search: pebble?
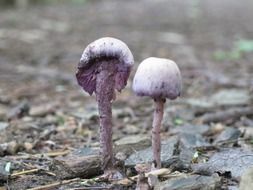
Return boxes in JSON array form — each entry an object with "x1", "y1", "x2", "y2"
[
  {"x1": 214, "y1": 127, "x2": 241, "y2": 144},
  {"x1": 115, "y1": 134, "x2": 151, "y2": 156},
  {"x1": 29, "y1": 103, "x2": 56, "y2": 117},
  {"x1": 239, "y1": 167, "x2": 253, "y2": 190},
  {"x1": 157, "y1": 174, "x2": 220, "y2": 190},
  {"x1": 193, "y1": 149, "x2": 253, "y2": 178},
  {"x1": 0, "y1": 122, "x2": 8, "y2": 131}
]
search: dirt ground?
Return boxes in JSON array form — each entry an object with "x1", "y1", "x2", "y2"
[{"x1": 0, "y1": 0, "x2": 253, "y2": 189}]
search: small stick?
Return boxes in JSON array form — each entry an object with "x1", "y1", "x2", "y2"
[
  {"x1": 11, "y1": 150, "x2": 70, "y2": 159},
  {"x1": 26, "y1": 178, "x2": 80, "y2": 190},
  {"x1": 11, "y1": 169, "x2": 39, "y2": 177},
  {"x1": 116, "y1": 168, "x2": 171, "y2": 185},
  {"x1": 41, "y1": 150, "x2": 70, "y2": 157},
  {"x1": 11, "y1": 168, "x2": 56, "y2": 177}
]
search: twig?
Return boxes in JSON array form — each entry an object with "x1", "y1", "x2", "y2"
[
  {"x1": 44, "y1": 171, "x2": 56, "y2": 176},
  {"x1": 67, "y1": 187, "x2": 112, "y2": 190},
  {"x1": 41, "y1": 150, "x2": 70, "y2": 157},
  {"x1": 195, "y1": 145, "x2": 219, "y2": 152},
  {"x1": 116, "y1": 168, "x2": 171, "y2": 185},
  {"x1": 26, "y1": 178, "x2": 80, "y2": 190},
  {"x1": 11, "y1": 168, "x2": 40, "y2": 177},
  {"x1": 162, "y1": 171, "x2": 187, "y2": 178},
  {"x1": 12, "y1": 150, "x2": 70, "y2": 159},
  {"x1": 11, "y1": 168, "x2": 56, "y2": 178}
]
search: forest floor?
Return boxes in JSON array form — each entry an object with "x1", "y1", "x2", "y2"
[{"x1": 0, "y1": 0, "x2": 253, "y2": 189}]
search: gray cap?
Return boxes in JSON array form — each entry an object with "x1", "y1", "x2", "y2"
[
  {"x1": 132, "y1": 57, "x2": 182, "y2": 100},
  {"x1": 76, "y1": 37, "x2": 134, "y2": 95}
]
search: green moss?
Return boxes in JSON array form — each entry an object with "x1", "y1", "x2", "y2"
[{"x1": 213, "y1": 39, "x2": 253, "y2": 61}]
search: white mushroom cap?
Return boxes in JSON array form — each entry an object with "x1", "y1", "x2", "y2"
[
  {"x1": 132, "y1": 57, "x2": 182, "y2": 100},
  {"x1": 79, "y1": 37, "x2": 134, "y2": 68}
]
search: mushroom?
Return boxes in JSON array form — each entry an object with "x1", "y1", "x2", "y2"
[
  {"x1": 76, "y1": 37, "x2": 134, "y2": 177},
  {"x1": 132, "y1": 57, "x2": 182, "y2": 169}
]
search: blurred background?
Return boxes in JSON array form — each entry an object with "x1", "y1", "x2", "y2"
[
  {"x1": 0, "y1": 0, "x2": 252, "y2": 152},
  {"x1": 0, "y1": 0, "x2": 252, "y2": 98}
]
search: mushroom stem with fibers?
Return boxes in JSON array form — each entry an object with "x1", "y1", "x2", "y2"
[
  {"x1": 152, "y1": 98, "x2": 165, "y2": 169},
  {"x1": 96, "y1": 61, "x2": 116, "y2": 171}
]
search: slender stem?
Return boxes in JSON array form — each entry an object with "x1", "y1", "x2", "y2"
[
  {"x1": 152, "y1": 98, "x2": 165, "y2": 169},
  {"x1": 95, "y1": 60, "x2": 116, "y2": 171}
]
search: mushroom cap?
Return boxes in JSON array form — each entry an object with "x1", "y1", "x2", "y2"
[
  {"x1": 76, "y1": 37, "x2": 134, "y2": 95},
  {"x1": 132, "y1": 57, "x2": 182, "y2": 100}
]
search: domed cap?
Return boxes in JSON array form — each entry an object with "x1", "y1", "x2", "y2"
[
  {"x1": 132, "y1": 57, "x2": 182, "y2": 100},
  {"x1": 76, "y1": 37, "x2": 134, "y2": 95}
]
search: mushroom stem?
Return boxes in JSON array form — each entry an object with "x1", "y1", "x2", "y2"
[
  {"x1": 96, "y1": 61, "x2": 116, "y2": 172},
  {"x1": 152, "y1": 98, "x2": 165, "y2": 169}
]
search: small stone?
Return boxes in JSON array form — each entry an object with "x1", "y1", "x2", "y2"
[
  {"x1": 125, "y1": 136, "x2": 178, "y2": 167},
  {"x1": 241, "y1": 127, "x2": 253, "y2": 139},
  {"x1": 113, "y1": 107, "x2": 135, "y2": 119},
  {"x1": 122, "y1": 124, "x2": 140, "y2": 134},
  {"x1": 0, "y1": 160, "x2": 10, "y2": 181},
  {"x1": 185, "y1": 89, "x2": 250, "y2": 109},
  {"x1": 193, "y1": 149, "x2": 253, "y2": 178},
  {"x1": 214, "y1": 127, "x2": 241, "y2": 144},
  {"x1": 115, "y1": 152, "x2": 127, "y2": 161},
  {"x1": 70, "y1": 108, "x2": 98, "y2": 121},
  {"x1": 125, "y1": 136, "x2": 194, "y2": 171},
  {"x1": 7, "y1": 100, "x2": 29, "y2": 120},
  {"x1": 24, "y1": 142, "x2": 33, "y2": 152},
  {"x1": 136, "y1": 173, "x2": 151, "y2": 190},
  {"x1": 115, "y1": 135, "x2": 151, "y2": 156},
  {"x1": 229, "y1": 186, "x2": 239, "y2": 190},
  {"x1": 0, "y1": 96, "x2": 10, "y2": 105},
  {"x1": 135, "y1": 163, "x2": 152, "y2": 173},
  {"x1": 171, "y1": 124, "x2": 209, "y2": 135},
  {"x1": 207, "y1": 123, "x2": 225, "y2": 136},
  {"x1": 51, "y1": 147, "x2": 101, "y2": 179},
  {"x1": 22, "y1": 116, "x2": 34, "y2": 122},
  {"x1": 0, "y1": 122, "x2": 8, "y2": 131},
  {"x1": 211, "y1": 89, "x2": 250, "y2": 107},
  {"x1": 29, "y1": 103, "x2": 56, "y2": 117},
  {"x1": 0, "y1": 143, "x2": 8, "y2": 155},
  {"x1": 0, "y1": 106, "x2": 7, "y2": 120},
  {"x1": 184, "y1": 98, "x2": 214, "y2": 109},
  {"x1": 148, "y1": 174, "x2": 160, "y2": 188},
  {"x1": 115, "y1": 135, "x2": 150, "y2": 147},
  {"x1": 6, "y1": 141, "x2": 19, "y2": 155},
  {"x1": 158, "y1": 174, "x2": 221, "y2": 190},
  {"x1": 239, "y1": 167, "x2": 253, "y2": 190},
  {"x1": 73, "y1": 147, "x2": 99, "y2": 156},
  {"x1": 179, "y1": 132, "x2": 210, "y2": 148}
]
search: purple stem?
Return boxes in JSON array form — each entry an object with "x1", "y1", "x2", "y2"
[
  {"x1": 95, "y1": 60, "x2": 117, "y2": 172},
  {"x1": 152, "y1": 98, "x2": 165, "y2": 169}
]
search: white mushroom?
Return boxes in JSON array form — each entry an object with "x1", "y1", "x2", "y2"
[{"x1": 132, "y1": 57, "x2": 182, "y2": 168}]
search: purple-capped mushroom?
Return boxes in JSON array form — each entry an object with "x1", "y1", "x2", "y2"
[
  {"x1": 132, "y1": 57, "x2": 182, "y2": 169},
  {"x1": 76, "y1": 37, "x2": 134, "y2": 176}
]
